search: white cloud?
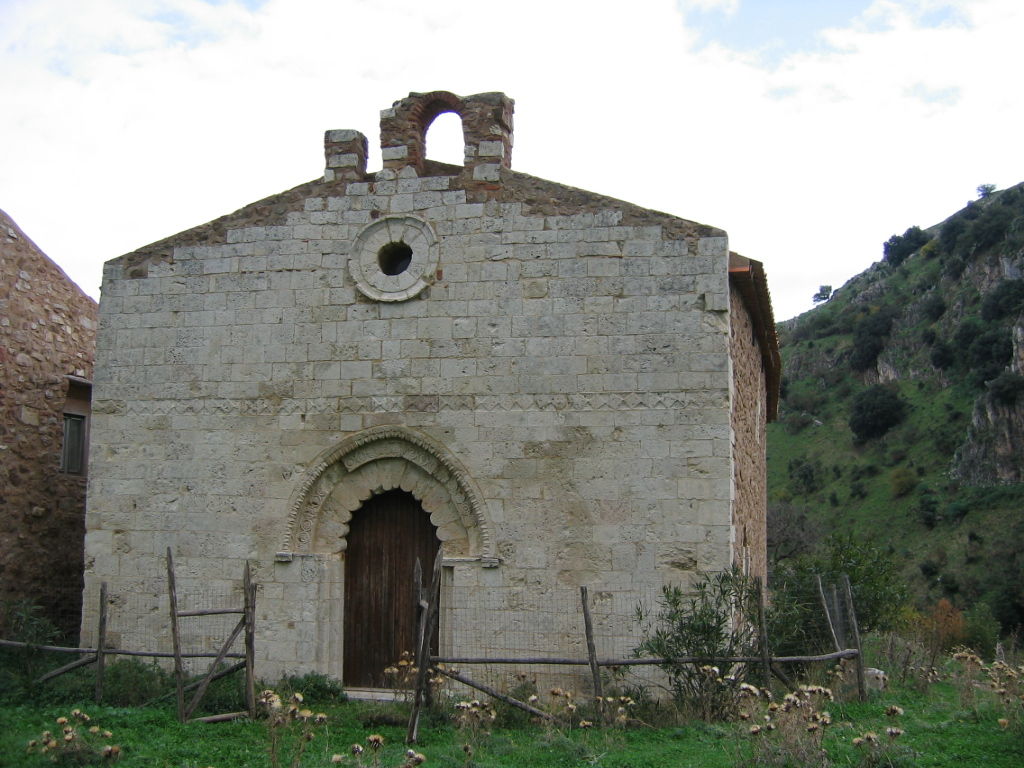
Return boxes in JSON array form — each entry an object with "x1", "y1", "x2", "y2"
[
  {"x1": 680, "y1": 0, "x2": 740, "y2": 15},
  {"x1": 0, "y1": 0, "x2": 1022, "y2": 321}
]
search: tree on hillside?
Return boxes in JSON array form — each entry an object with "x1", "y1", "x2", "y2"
[
  {"x1": 849, "y1": 385, "x2": 907, "y2": 441},
  {"x1": 767, "y1": 502, "x2": 821, "y2": 566},
  {"x1": 883, "y1": 226, "x2": 930, "y2": 267},
  {"x1": 849, "y1": 308, "x2": 897, "y2": 372},
  {"x1": 812, "y1": 285, "x2": 833, "y2": 304}
]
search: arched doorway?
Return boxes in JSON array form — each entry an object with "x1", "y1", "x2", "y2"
[{"x1": 343, "y1": 489, "x2": 440, "y2": 688}]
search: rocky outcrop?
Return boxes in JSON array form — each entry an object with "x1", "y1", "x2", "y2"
[{"x1": 952, "y1": 317, "x2": 1024, "y2": 484}]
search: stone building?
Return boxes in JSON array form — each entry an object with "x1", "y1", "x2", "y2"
[
  {"x1": 1, "y1": 209, "x2": 98, "y2": 638},
  {"x1": 81, "y1": 91, "x2": 779, "y2": 688}
]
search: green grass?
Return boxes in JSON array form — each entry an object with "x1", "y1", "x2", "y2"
[{"x1": 2, "y1": 677, "x2": 1020, "y2": 767}]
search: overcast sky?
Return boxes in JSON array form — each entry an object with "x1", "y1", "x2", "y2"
[{"x1": 2, "y1": 0, "x2": 1022, "y2": 321}]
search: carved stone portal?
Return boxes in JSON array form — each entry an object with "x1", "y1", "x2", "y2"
[{"x1": 282, "y1": 426, "x2": 493, "y2": 560}]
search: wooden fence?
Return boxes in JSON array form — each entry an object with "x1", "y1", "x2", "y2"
[
  {"x1": 405, "y1": 554, "x2": 867, "y2": 743},
  {"x1": 3, "y1": 553, "x2": 866, "y2": 739},
  {"x1": 0, "y1": 550, "x2": 256, "y2": 723}
]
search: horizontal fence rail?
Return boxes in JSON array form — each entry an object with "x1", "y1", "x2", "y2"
[
  {"x1": 0, "y1": 639, "x2": 244, "y2": 659},
  {"x1": 431, "y1": 649, "x2": 861, "y2": 667}
]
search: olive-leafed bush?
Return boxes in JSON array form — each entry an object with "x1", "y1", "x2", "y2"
[{"x1": 634, "y1": 568, "x2": 759, "y2": 720}]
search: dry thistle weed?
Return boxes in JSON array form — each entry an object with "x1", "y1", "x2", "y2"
[
  {"x1": 26, "y1": 709, "x2": 121, "y2": 764},
  {"x1": 382, "y1": 651, "x2": 418, "y2": 702},
  {"x1": 949, "y1": 651, "x2": 1024, "y2": 734},
  {"x1": 259, "y1": 689, "x2": 328, "y2": 768},
  {"x1": 335, "y1": 734, "x2": 428, "y2": 768},
  {"x1": 737, "y1": 684, "x2": 834, "y2": 768},
  {"x1": 453, "y1": 696, "x2": 496, "y2": 760}
]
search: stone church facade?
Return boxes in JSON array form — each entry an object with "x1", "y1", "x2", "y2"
[{"x1": 81, "y1": 91, "x2": 779, "y2": 686}]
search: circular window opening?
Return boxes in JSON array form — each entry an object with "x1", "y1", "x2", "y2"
[{"x1": 378, "y1": 241, "x2": 413, "y2": 276}]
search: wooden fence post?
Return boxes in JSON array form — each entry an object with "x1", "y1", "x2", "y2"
[
  {"x1": 94, "y1": 582, "x2": 108, "y2": 704},
  {"x1": 841, "y1": 574, "x2": 867, "y2": 702},
  {"x1": 816, "y1": 575, "x2": 842, "y2": 653},
  {"x1": 830, "y1": 584, "x2": 846, "y2": 648},
  {"x1": 167, "y1": 548, "x2": 186, "y2": 723},
  {"x1": 754, "y1": 578, "x2": 772, "y2": 689},
  {"x1": 243, "y1": 561, "x2": 256, "y2": 718},
  {"x1": 407, "y1": 549, "x2": 443, "y2": 745},
  {"x1": 580, "y1": 587, "x2": 603, "y2": 705}
]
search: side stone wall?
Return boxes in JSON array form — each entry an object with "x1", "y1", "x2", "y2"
[
  {"x1": 1, "y1": 210, "x2": 98, "y2": 637},
  {"x1": 729, "y1": 284, "x2": 768, "y2": 582}
]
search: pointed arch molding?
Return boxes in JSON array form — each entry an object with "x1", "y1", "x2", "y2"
[{"x1": 281, "y1": 426, "x2": 495, "y2": 561}]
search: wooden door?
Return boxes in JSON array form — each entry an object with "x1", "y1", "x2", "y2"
[{"x1": 343, "y1": 490, "x2": 440, "y2": 688}]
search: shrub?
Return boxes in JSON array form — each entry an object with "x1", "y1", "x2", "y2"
[
  {"x1": 942, "y1": 501, "x2": 968, "y2": 525},
  {"x1": 916, "y1": 490, "x2": 940, "y2": 529},
  {"x1": 925, "y1": 599, "x2": 966, "y2": 661},
  {"x1": 988, "y1": 371, "x2": 1024, "y2": 405},
  {"x1": 920, "y1": 294, "x2": 946, "y2": 322},
  {"x1": 963, "y1": 602, "x2": 1001, "y2": 658},
  {"x1": 634, "y1": 568, "x2": 758, "y2": 720},
  {"x1": 275, "y1": 672, "x2": 346, "y2": 704},
  {"x1": 849, "y1": 308, "x2": 897, "y2": 372},
  {"x1": 890, "y1": 467, "x2": 918, "y2": 498},
  {"x1": 944, "y1": 254, "x2": 968, "y2": 279},
  {"x1": 784, "y1": 412, "x2": 814, "y2": 434},
  {"x1": 101, "y1": 658, "x2": 171, "y2": 706},
  {"x1": 788, "y1": 456, "x2": 824, "y2": 495},
  {"x1": 768, "y1": 535, "x2": 909, "y2": 657},
  {"x1": 767, "y1": 503, "x2": 821, "y2": 565},
  {"x1": 981, "y1": 279, "x2": 1024, "y2": 322},
  {"x1": 969, "y1": 204, "x2": 1015, "y2": 251},
  {"x1": 849, "y1": 335, "x2": 884, "y2": 372},
  {"x1": 189, "y1": 666, "x2": 250, "y2": 715},
  {"x1": 785, "y1": 388, "x2": 824, "y2": 413},
  {"x1": 850, "y1": 464, "x2": 880, "y2": 480},
  {"x1": 930, "y1": 340, "x2": 954, "y2": 369},
  {"x1": 955, "y1": 317, "x2": 984, "y2": 349},
  {"x1": 883, "y1": 226, "x2": 930, "y2": 267},
  {"x1": 849, "y1": 386, "x2": 907, "y2": 442},
  {"x1": 0, "y1": 599, "x2": 59, "y2": 697},
  {"x1": 968, "y1": 327, "x2": 1012, "y2": 385},
  {"x1": 939, "y1": 216, "x2": 968, "y2": 255}
]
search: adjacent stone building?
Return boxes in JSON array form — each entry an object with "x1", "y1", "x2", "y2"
[
  {"x1": 1, "y1": 209, "x2": 98, "y2": 638},
  {"x1": 81, "y1": 91, "x2": 779, "y2": 688}
]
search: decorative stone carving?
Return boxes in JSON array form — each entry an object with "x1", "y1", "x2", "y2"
[
  {"x1": 283, "y1": 426, "x2": 494, "y2": 560},
  {"x1": 349, "y1": 216, "x2": 438, "y2": 302}
]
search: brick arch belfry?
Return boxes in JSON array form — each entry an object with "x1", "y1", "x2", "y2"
[
  {"x1": 380, "y1": 90, "x2": 514, "y2": 178},
  {"x1": 281, "y1": 426, "x2": 495, "y2": 561}
]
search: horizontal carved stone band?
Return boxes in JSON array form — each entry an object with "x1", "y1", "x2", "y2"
[{"x1": 96, "y1": 390, "x2": 727, "y2": 416}]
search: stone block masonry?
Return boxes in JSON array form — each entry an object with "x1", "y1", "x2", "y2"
[
  {"x1": 81, "y1": 91, "x2": 778, "y2": 686},
  {"x1": 2, "y1": 209, "x2": 98, "y2": 637}
]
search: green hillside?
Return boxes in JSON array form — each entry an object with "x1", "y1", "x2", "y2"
[{"x1": 768, "y1": 182, "x2": 1024, "y2": 634}]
